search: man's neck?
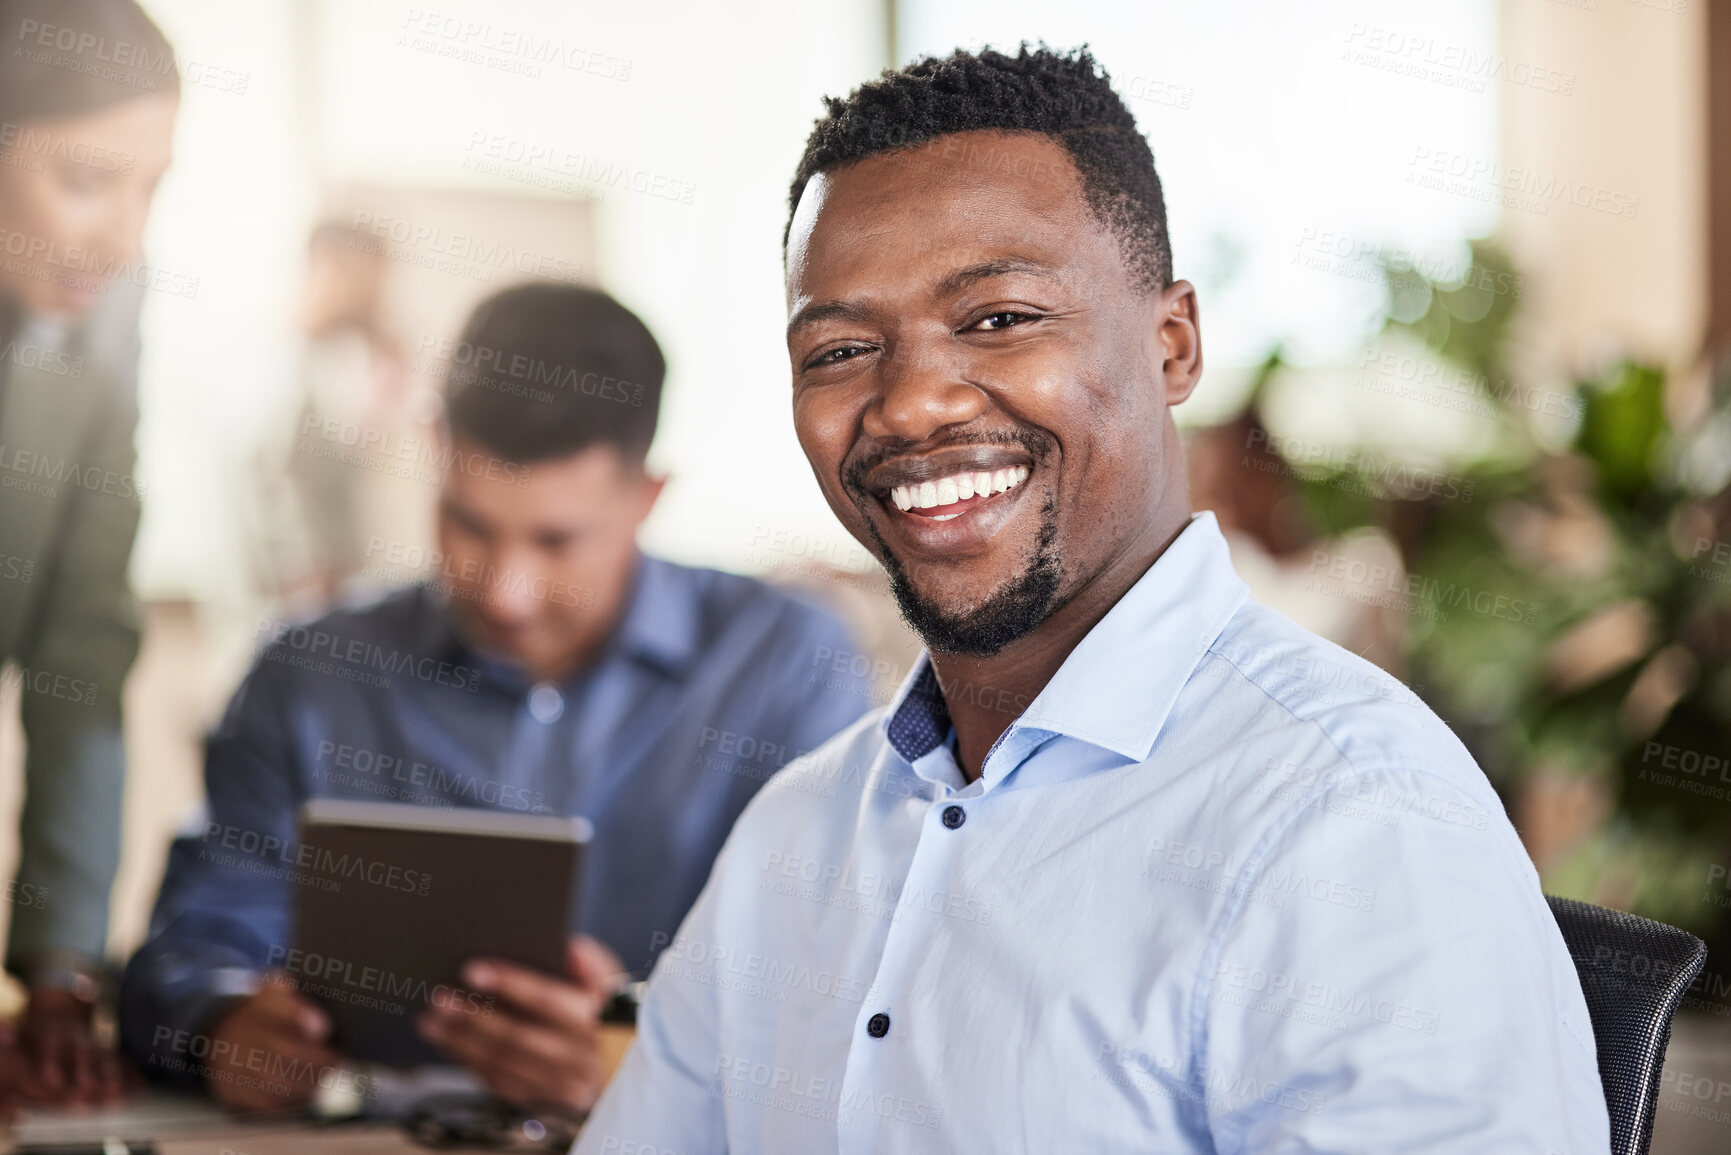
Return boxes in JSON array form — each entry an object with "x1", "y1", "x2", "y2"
[{"x1": 933, "y1": 510, "x2": 1191, "y2": 783}]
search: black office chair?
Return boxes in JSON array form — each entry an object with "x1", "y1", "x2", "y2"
[{"x1": 1547, "y1": 894, "x2": 1707, "y2": 1155}]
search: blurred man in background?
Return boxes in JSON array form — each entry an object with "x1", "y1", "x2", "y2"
[
  {"x1": 119, "y1": 283, "x2": 871, "y2": 1113},
  {"x1": 0, "y1": 0, "x2": 179, "y2": 1108}
]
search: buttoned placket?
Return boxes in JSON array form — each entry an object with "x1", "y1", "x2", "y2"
[{"x1": 833, "y1": 720, "x2": 1053, "y2": 1153}]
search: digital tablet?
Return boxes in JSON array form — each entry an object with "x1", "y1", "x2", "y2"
[{"x1": 289, "y1": 798, "x2": 591, "y2": 1068}]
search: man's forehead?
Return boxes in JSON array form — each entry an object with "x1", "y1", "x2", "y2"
[{"x1": 786, "y1": 131, "x2": 1094, "y2": 301}]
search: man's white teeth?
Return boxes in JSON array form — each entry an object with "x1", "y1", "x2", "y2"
[{"x1": 889, "y1": 464, "x2": 1029, "y2": 513}]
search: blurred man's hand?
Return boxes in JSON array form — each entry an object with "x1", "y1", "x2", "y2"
[
  {"x1": 417, "y1": 936, "x2": 621, "y2": 1112},
  {"x1": 204, "y1": 972, "x2": 341, "y2": 1113},
  {"x1": 0, "y1": 1021, "x2": 37, "y2": 1119},
  {"x1": 19, "y1": 988, "x2": 127, "y2": 1105}
]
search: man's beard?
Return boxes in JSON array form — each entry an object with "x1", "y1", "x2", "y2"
[{"x1": 866, "y1": 493, "x2": 1063, "y2": 658}]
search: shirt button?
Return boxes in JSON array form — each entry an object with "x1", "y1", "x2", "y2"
[
  {"x1": 941, "y1": 805, "x2": 966, "y2": 829},
  {"x1": 528, "y1": 683, "x2": 564, "y2": 724},
  {"x1": 866, "y1": 1012, "x2": 890, "y2": 1038}
]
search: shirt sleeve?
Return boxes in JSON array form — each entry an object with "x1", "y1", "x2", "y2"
[
  {"x1": 577, "y1": 838, "x2": 734, "y2": 1154},
  {"x1": 118, "y1": 658, "x2": 306, "y2": 1081},
  {"x1": 9, "y1": 372, "x2": 142, "y2": 973},
  {"x1": 1196, "y1": 766, "x2": 1610, "y2": 1154}
]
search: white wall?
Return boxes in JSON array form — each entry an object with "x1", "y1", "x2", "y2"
[{"x1": 130, "y1": 0, "x2": 1505, "y2": 596}]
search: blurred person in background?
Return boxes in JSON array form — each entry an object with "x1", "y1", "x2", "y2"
[
  {"x1": 248, "y1": 220, "x2": 427, "y2": 615},
  {"x1": 1186, "y1": 394, "x2": 1406, "y2": 669},
  {"x1": 0, "y1": 0, "x2": 177, "y2": 1109},
  {"x1": 119, "y1": 283, "x2": 872, "y2": 1115}
]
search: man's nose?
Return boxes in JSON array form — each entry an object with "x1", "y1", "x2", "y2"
[
  {"x1": 482, "y1": 551, "x2": 543, "y2": 618},
  {"x1": 861, "y1": 339, "x2": 988, "y2": 444}
]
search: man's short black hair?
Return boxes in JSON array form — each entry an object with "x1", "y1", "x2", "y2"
[
  {"x1": 444, "y1": 283, "x2": 665, "y2": 465},
  {"x1": 786, "y1": 43, "x2": 1171, "y2": 292}
]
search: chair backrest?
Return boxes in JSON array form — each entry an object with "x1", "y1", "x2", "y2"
[{"x1": 1547, "y1": 894, "x2": 1707, "y2": 1155}]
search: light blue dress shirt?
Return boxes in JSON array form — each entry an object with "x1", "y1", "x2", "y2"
[{"x1": 577, "y1": 513, "x2": 1610, "y2": 1154}]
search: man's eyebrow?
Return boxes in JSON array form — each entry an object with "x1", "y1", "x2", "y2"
[
  {"x1": 786, "y1": 299, "x2": 872, "y2": 343},
  {"x1": 935, "y1": 256, "x2": 1060, "y2": 297},
  {"x1": 785, "y1": 256, "x2": 1059, "y2": 343}
]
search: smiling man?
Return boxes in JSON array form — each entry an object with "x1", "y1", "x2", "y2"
[{"x1": 577, "y1": 46, "x2": 1609, "y2": 1153}]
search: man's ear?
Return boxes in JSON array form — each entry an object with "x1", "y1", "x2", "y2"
[
  {"x1": 636, "y1": 470, "x2": 668, "y2": 524},
  {"x1": 1157, "y1": 280, "x2": 1203, "y2": 406}
]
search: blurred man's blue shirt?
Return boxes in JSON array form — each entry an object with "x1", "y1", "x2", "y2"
[
  {"x1": 120, "y1": 554, "x2": 872, "y2": 1067},
  {"x1": 579, "y1": 513, "x2": 1610, "y2": 1154}
]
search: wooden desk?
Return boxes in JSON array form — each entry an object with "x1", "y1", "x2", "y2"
[{"x1": 1, "y1": 1026, "x2": 636, "y2": 1154}]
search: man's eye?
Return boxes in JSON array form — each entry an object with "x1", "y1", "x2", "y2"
[
  {"x1": 971, "y1": 311, "x2": 1038, "y2": 331},
  {"x1": 808, "y1": 345, "x2": 867, "y2": 369}
]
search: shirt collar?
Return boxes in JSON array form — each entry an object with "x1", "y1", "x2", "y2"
[
  {"x1": 881, "y1": 511, "x2": 1249, "y2": 767},
  {"x1": 613, "y1": 553, "x2": 702, "y2": 675}
]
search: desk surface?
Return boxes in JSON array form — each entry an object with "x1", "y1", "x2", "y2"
[
  {"x1": 5, "y1": 1104, "x2": 583, "y2": 1154},
  {"x1": 1, "y1": 1025, "x2": 636, "y2": 1154}
]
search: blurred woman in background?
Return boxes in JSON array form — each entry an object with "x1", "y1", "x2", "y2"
[{"x1": 0, "y1": 0, "x2": 178, "y2": 1107}]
